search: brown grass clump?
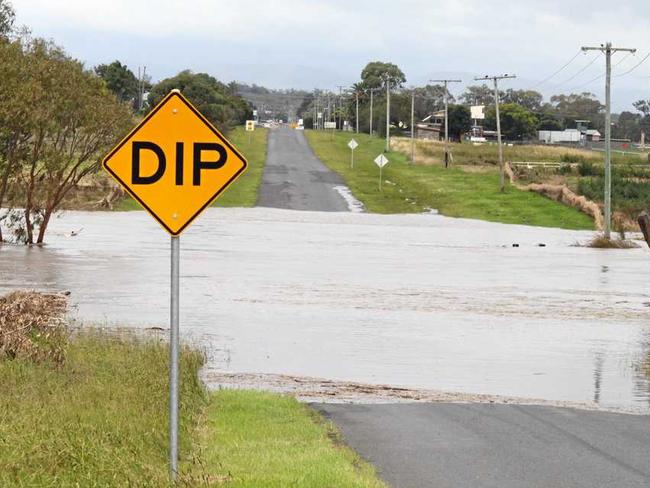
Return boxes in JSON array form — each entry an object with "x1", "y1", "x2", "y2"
[
  {"x1": 0, "y1": 290, "x2": 68, "y2": 365},
  {"x1": 584, "y1": 234, "x2": 640, "y2": 249}
]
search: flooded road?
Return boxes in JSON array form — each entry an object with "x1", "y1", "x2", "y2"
[{"x1": 2, "y1": 208, "x2": 650, "y2": 412}]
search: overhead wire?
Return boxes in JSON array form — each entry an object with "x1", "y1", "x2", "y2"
[
  {"x1": 615, "y1": 50, "x2": 650, "y2": 77},
  {"x1": 532, "y1": 50, "x2": 583, "y2": 88},
  {"x1": 569, "y1": 51, "x2": 634, "y2": 91},
  {"x1": 557, "y1": 52, "x2": 602, "y2": 85}
]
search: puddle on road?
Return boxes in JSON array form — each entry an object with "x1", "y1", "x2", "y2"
[{"x1": 2, "y1": 207, "x2": 650, "y2": 412}]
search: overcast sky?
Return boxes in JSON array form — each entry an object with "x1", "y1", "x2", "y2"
[{"x1": 12, "y1": 0, "x2": 650, "y2": 111}]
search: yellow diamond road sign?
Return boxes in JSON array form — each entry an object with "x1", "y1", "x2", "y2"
[{"x1": 103, "y1": 90, "x2": 247, "y2": 236}]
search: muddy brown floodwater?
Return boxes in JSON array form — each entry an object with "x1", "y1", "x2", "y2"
[{"x1": 2, "y1": 208, "x2": 650, "y2": 412}]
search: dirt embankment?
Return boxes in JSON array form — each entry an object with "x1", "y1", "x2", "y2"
[
  {"x1": 503, "y1": 162, "x2": 604, "y2": 229},
  {"x1": 505, "y1": 162, "x2": 640, "y2": 231}
]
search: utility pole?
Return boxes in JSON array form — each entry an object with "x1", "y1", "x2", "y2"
[
  {"x1": 582, "y1": 42, "x2": 636, "y2": 239},
  {"x1": 337, "y1": 85, "x2": 345, "y2": 130},
  {"x1": 430, "y1": 79, "x2": 461, "y2": 168},
  {"x1": 385, "y1": 77, "x2": 391, "y2": 152},
  {"x1": 369, "y1": 88, "x2": 374, "y2": 136},
  {"x1": 137, "y1": 66, "x2": 147, "y2": 113},
  {"x1": 327, "y1": 94, "x2": 331, "y2": 124},
  {"x1": 410, "y1": 90, "x2": 415, "y2": 162},
  {"x1": 474, "y1": 74, "x2": 516, "y2": 192},
  {"x1": 355, "y1": 91, "x2": 359, "y2": 133}
]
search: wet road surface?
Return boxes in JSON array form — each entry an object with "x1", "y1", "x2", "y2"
[
  {"x1": 256, "y1": 127, "x2": 350, "y2": 211},
  {"x1": 2, "y1": 208, "x2": 650, "y2": 412},
  {"x1": 317, "y1": 403, "x2": 650, "y2": 488}
]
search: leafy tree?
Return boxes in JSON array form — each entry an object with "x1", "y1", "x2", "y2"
[
  {"x1": 549, "y1": 92, "x2": 604, "y2": 131},
  {"x1": 0, "y1": 0, "x2": 14, "y2": 38},
  {"x1": 0, "y1": 38, "x2": 133, "y2": 244},
  {"x1": 413, "y1": 84, "x2": 448, "y2": 117},
  {"x1": 612, "y1": 111, "x2": 641, "y2": 141},
  {"x1": 94, "y1": 60, "x2": 146, "y2": 108},
  {"x1": 485, "y1": 103, "x2": 538, "y2": 140},
  {"x1": 535, "y1": 103, "x2": 564, "y2": 130},
  {"x1": 633, "y1": 99, "x2": 650, "y2": 117},
  {"x1": 446, "y1": 105, "x2": 471, "y2": 141},
  {"x1": 360, "y1": 61, "x2": 406, "y2": 90},
  {"x1": 0, "y1": 37, "x2": 30, "y2": 242},
  {"x1": 502, "y1": 89, "x2": 543, "y2": 111},
  {"x1": 148, "y1": 71, "x2": 250, "y2": 131},
  {"x1": 459, "y1": 85, "x2": 501, "y2": 106}
]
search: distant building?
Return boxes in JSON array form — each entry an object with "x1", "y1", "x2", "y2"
[
  {"x1": 538, "y1": 129, "x2": 581, "y2": 144},
  {"x1": 538, "y1": 128, "x2": 601, "y2": 144},
  {"x1": 584, "y1": 129, "x2": 601, "y2": 142},
  {"x1": 416, "y1": 110, "x2": 445, "y2": 140}
]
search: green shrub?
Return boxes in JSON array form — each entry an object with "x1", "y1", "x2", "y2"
[
  {"x1": 578, "y1": 161, "x2": 601, "y2": 176},
  {"x1": 560, "y1": 153, "x2": 584, "y2": 164},
  {"x1": 578, "y1": 175, "x2": 650, "y2": 218}
]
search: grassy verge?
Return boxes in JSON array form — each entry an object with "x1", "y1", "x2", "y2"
[
  {"x1": 211, "y1": 126, "x2": 268, "y2": 207},
  {"x1": 200, "y1": 390, "x2": 386, "y2": 488},
  {"x1": 0, "y1": 334, "x2": 384, "y2": 487},
  {"x1": 305, "y1": 130, "x2": 594, "y2": 229},
  {"x1": 408, "y1": 137, "x2": 650, "y2": 225},
  {"x1": 114, "y1": 126, "x2": 268, "y2": 210}
]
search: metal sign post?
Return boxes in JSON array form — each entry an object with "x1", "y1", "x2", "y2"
[
  {"x1": 374, "y1": 154, "x2": 389, "y2": 191},
  {"x1": 245, "y1": 120, "x2": 255, "y2": 145},
  {"x1": 348, "y1": 139, "x2": 358, "y2": 169},
  {"x1": 169, "y1": 235, "x2": 180, "y2": 480},
  {"x1": 102, "y1": 89, "x2": 248, "y2": 481}
]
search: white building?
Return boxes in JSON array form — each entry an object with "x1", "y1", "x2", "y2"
[{"x1": 538, "y1": 129, "x2": 581, "y2": 144}]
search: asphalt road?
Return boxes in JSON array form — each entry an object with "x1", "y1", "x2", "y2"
[
  {"x1": 256, "y1": 127, "x2": 349, "y2": 211},
  {"x1": 316, "y1": 403, "x2": 650, "y2": 488}
]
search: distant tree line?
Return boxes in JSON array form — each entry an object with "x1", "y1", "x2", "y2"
[{"x1": 297, "y1": 61, "x2": 650, "y2": 142}]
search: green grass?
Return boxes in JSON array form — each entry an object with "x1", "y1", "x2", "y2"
[
  {"x1": 0, "y1": 334, "x2": 385, "y2": 487},
  {"x1": 305, "y1": 130, "x2": 594, "y2": 230},
  {"x1": 0, "y1": 334, "x2": 206, "y2": 487},
  {"x1": 212, "y1": 126, "x2": 268, "y2": 207},
  {"x1": 114, "y1": 126, "x2": 268, "y2": 210},
  {"x1": 199, "y1": 390, "x2": 386, "y2": 488}
]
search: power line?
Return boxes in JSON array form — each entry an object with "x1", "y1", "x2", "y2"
[
  {"x1": 615, "y1": 49, "x2": 650, "y2": 77},
  {"x1": 533, "y1": 50, "x2": 582, "y2": 87},
  {"x1": 557, "y1": 52, "x2": 602, "y2": 85},
  {"x1": 569, "y1": 51, "x2": 635, "y2": 91}
]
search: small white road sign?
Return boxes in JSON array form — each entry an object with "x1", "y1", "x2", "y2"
[{"x1": 374, "y1": 153, "x2": 389, "y2": 168}]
